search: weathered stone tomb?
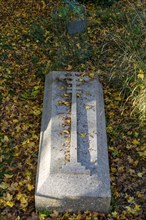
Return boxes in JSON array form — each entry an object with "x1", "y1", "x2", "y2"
[{"x1": 35, "y1": 71, "x2": 111, "y2": 213}]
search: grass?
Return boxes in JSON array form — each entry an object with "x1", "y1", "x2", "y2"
[{"x1": 105, "y1": 1, "x2": 146, "y2": 121}]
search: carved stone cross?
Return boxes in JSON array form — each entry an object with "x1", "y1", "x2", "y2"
[{"x1": 61, "y1": 73, "x2": 90, "y2": 174}]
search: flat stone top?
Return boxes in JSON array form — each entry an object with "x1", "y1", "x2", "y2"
[{"x1": 36, "y1": 71, "x2": 111, "y2": 208}]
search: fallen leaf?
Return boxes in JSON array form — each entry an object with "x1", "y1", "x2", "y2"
[
  {"x1": 85, "y1": 105, "x2": 92, "y2": 110},
  {"x1": 132, "y1": 139, "x2": 140, "y2": 145},
  {"x1": 6, "y1": 201, "x2": 14, "y2": 207},
  {"x1": 0, "y1": 182, "x2": 9, "y2": 189},
  {"x1": 65, "y1": 119, "x2": 71, "y2": 124},
  {"x1": 66, "y1": 65, "x2": 72, "y2": 71},
  {"x1": 4, "y1": 192, "x2": 13, "y2": 201},
  {"x1": 137, "y1": 172, "x2": 143, "y2": 177},
  {"x1": 89, "y1": 73, "x2": 95, "y2": 78},
  {"x1": 4, "y1": 174, "x2": 13, "y2": 179},
  {"x1": 138, "y1": 73, "x2": 144, "y2": 80},
  {"x1": 62, "y1": 130, "x2": 70, "y2": 134},
  {"x1": 80, "y1": 133, "x2": 86, "y2": 138},
  {"x1": 27, "y1": 183, "x2": 34, "y2": 191}
]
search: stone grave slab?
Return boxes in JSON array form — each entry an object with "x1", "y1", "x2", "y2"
[{"x1": 35, "y1": 71, "x2": 111, "y2": 213}]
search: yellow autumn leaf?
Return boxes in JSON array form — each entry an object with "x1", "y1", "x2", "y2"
[
  {"x1": 136, "y1": 191, "x2": 144, "y2": 199},
  {"x1": 50, "y1": 210, "x2": 59, "y2": 218},
  {"x1": 20, "y1": 196, "x2": 28, "y2": 208},
  {"x1": 0, "y1": 198, "x2": 5, "y2": 205},
  {"x1": 66, "y1": 65, "x2": 72, "y2": 71},
  {"x1": 129, "y1": 169, "x2": 135, "y2": 175},
  {"x1": 138, "y1": 150, "x2": 146, "y2": 158},
  {"x1": 111, "y1": 167, "x2": 117, "y2": 173},
  {"x1": 18, "y1": 181, "x2": 23, "y2": 186},
  {"x1": 137, "y1": 69, "x2": 144, "y2": 79},
  {"x1": 9, "y1": 182, "x2": 19, "y2": 191},
  {"x1": 118, "y1": 166, "x2": 125, "y2": 172},
  {"x1": 138, "y1": 73, "x2": 144, "y2": 80},
  {"x1": 134, "y1": 204, "x2": 141, "y2": 212},
  {"x1": 4, "y1": 135, "x2": 9, "y2": 142},
  {"x1": 65, "y1": 119, "x2": 71, "y2": 124},
  {"x1": 114, "y1": 191, "x2": 120, "y2": 197},
  {"x1": 4, "y1": 192, "x2": 13, "y2": 201},
  {"x1": 125, "y1": 206, "x2": 133, "y2": 212},
  {"x1": 114, "y1": 96, "x2": 122, "y2": 101},
  {"x1": 111, "y1": 211, "x2": 118, "y2": 217},
  {"x1": 63, "y1": 93, "x2": 69, "y2": 97},
  {"x1": 76, "y1": 43, "x2": 81, "y2": 49},
  {"x1": 89, "y1": 73, "x2": 95, "y2": 78},
  {"x1": 16, "y1": 193, "x2": 23, "y2": 201},
  {"x1": 26, "y1": 158, "x2": 32, "y2": 166},
  {"x1": 137, "y1": 172, "x2": 143, "y2": 178},
  {"x1": 27, "y1": 183, "x2": 34, "y2": 191},
  {"x1": 29, "y1": 142, "x2": 35, "y2": 148},
  {"x1": 13, "y1": 119, "x2": 19, "y2": 123},
  {"x1": 62, "y1": 130, "x2": 70, "y2": 134},
  {"x1": 4, "y1": 174, "x2": 13, "y2": 179},
  {"x1": 127, "y1": 196, "x2": 134, "y2": 203},
  {"x1": 6, "y1": 201, "x2": 14, "y2": 207},
  {"x1": 58, "y1": 100, "x2": 70, "y2": 106},
  {"x1": 84, "y1": 210, "x2": 90, "y2": 215},
  {"x1": 81, "y1": 64, "x2": 85, "y2": 68},
  {"x1": 80, "y1": 133, "x2": 86, "y2": 138},
  {"x1": 77, "y1": 213, "x2": 82, "y2": 219},
  {"x1": 16, "y1": 125, "x2": 21, "y2": 132},
  {"x1": 139, "y1": 69, "x2": 144, "y2": 74},
  {"x1": 132, "y1": 139, "x2": 140, "y2": 145},
  {"x1": 85, "y1": 105, "x2": 92, "y2": 110},
  {"x1": 127, "y1": 156, "x2": 134, "y2": 164},
  {"x1": 0, "y1": 182, "x2": 9, "y2": 190},
  {"x1": 107, "y1": 126, "x2": 113, "y2": 132},
  {"x1": 33, "y1": 109, "x2": 41, "y2": 116},
  {"x1": 79, "y1": 78, "x2": 84, "y2": 82},
  {"x1": 25, "y1": 170, "x2": 32, "y2": 180},
  {"x1": 14, "y1": 152, "x2": 20, "y2": 157},
  {"x1": 41, "y1": 0, "x2": 46, "y2": 10}
]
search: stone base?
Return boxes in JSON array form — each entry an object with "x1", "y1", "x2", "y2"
[{"x1": 35, "y1": 174, "x2": 111, "y2": 213}]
